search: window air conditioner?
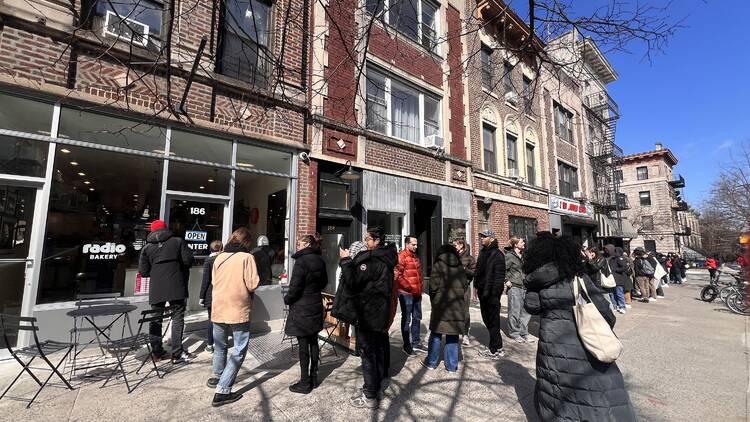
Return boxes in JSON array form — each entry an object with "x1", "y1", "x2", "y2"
[
  {"x1": 505, "y1": 90, "x2": 519, "y2": 105},
  {"x1": 103, "y1": 10, "x2": 150, "y2": 48},
  {"x1": 424, "y1": 135, "x2": 444, "y2": 150},
  {"x1": 572, "y1": 191, "x2": 585, "y2": 200}
]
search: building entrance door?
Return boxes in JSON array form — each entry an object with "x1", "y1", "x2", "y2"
[
  {"x1": 164, "y1": 195, "x2": 230, "y2": 312},
  {"x1": 411, "y1": 193, "x2": 442, "y2": 279},
  {"x1": 0, "y1": 184, "x2": 39, "y2": 348}
]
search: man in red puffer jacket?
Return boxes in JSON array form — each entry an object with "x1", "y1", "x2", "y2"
[{"x1": 395, "y1": 235, "x2": 425, "y2": 355}]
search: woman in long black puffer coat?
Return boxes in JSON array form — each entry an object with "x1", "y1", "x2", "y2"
[
  {"x1": 523, "y1": 232, "x2": 636, "y2": 422},
  {"x1": 285, "y1": 235, "x2": 328, "y2": 394}
]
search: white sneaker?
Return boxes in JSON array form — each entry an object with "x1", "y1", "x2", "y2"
[
  {"x1": 462, "y1": 336, "x2": 471, "y2": 346},
  {"x1": 657, "y1": 295, "x2": 665, "y2": 299},
  {"x1": 625, "y1": 304, "x2": 632, "y2": 309},
  {"x1": 649, "y1": 298, "x2": 656, "y2": 302},
  {"x1": 616, "y1": 308, "x2": 626, "y2": 314}
]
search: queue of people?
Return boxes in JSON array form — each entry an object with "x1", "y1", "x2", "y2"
[{"x1": 143, "y1": 219, "x2": 637, "y2": 418}]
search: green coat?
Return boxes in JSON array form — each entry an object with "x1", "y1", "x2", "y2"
[{"x1": 429, "y1": 246, "x2": 469, "y2": 335}]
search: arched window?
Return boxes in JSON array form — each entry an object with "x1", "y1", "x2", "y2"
[
  {"x1": 524, "y1": 127, "x2": 538, "y2": 186},
  {"x1": 505, "y1": 118, "x2": 519, "y2": 177}
]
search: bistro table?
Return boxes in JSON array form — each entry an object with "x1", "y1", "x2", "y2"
[{"x1": 66, "y1": 304, "x2": 138, "y2": 377}]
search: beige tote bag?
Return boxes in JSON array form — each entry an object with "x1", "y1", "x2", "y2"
[{"x1": 572, "y1": 276, "x2": 623, "y2": 363}]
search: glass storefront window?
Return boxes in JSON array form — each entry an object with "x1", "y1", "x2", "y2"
[
  {"x1": 169, "y1": 130, "x2": 233, "y2": 164},
  {"x1": 59, "y1": 108, "x2": 167, "y2": 152},
  {"x1": 167, "y1": 199, "x2": 224, "y2": 258},
  {"x1": 368, "y1": 211, "x2": 404, "y2": 250},
  {"x1": 234, "y1": 171, "x2": 289, "y2": 284},
  {"x1": 167, "y1": 161, "x2": 231, "y2": 195},
  {"x1": 38, "y1": 146, "x2": 162, "y2": 304},
  {"x1": 0, "y1": 92, "x2": 54, "y2": 135},
  {"x1": 0, "y1": 135, "x2": 48, "y2": 177},
  {"x1": 235, "y1": 142, "x2": 292, "y2": 174}
]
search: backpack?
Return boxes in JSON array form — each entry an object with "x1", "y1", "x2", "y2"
[{"x1": 640, "y1": 258, "x2": 655, "y2": 276}]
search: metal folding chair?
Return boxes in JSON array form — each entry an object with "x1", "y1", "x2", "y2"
[
  {"x1": 0, "y1": 314, "x2": 75, "y2": 408},
  {"x1": 100, "y1": 307, "x2": 174, "y2": 393}
]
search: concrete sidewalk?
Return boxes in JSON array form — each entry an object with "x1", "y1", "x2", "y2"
[{"x1": 0, "y1": 275, "x2": 746, "y2": 421}]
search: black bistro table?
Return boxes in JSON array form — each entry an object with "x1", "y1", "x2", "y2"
[{"x1": 67, "y1": 304, "x2": 138, "y2": 377}]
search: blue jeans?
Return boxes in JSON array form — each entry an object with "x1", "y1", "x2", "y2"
[
  {"x1": 424, "y1": 332, "x2": 459, "y2": 371},
  {"x1": 398, "y1": 293, "x2": 422, "y2": 348},
  {"x1": 212, "y1": 322, "x2": 251, "y2": 394},
  {"x1": 611, "y1": 286, "x2": 626, "y2": 310},
  {"x1": 206, "y1": 306, "x2": 214, "y2": 346}
]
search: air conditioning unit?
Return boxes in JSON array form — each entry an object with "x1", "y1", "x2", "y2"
[
  {"x1": 424, "y1": 135, "x2": 444, "y2": 150},
  {"x1": 103, "y1": 10, "x2": 150, "y2": 48},
  {"x1": 572, "y1": 191, "x2": 585, "y2": 200},
  {"x1": 506, "y1": 167, "x2": 519, "y2": 178},
  {"x1": 505, "y1": 90, "x2": 519, "y2": 105}
]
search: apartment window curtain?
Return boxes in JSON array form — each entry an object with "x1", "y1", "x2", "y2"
[{"x1": 391, "y1": 82, "x2": 419, "y2": 143}]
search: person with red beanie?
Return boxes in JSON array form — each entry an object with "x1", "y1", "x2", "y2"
[
  {"x1": 139, "y1": 219, "x2": 194, "y2": 363},
  {"x1": 394, "y1": 235, "x2": 425, "y2": 355}
]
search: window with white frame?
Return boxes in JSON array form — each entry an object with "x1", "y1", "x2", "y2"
[
  {"x1": 366, "y1": 0, "x2": 440, "y2": 53},
  {"x1": 481, "y1": 46, "x2": 493, "y2": 89},
  {"x1": 553, "y1": 101, "x2": 575, "y2": 143},
  {"x1": 525, "y1": 143, "x2": 535, "y2": 185},
  {"x1": 365, "y1": 67, "x2": 442, "y2": 145},
  {"x1": 558, "y1": 161, "x2": 578, "y2": 198},
  {"x1": 506, "y1": 132, "x2": 518, "y2": 174},
  {"x1": 482, "y1": 124, "x2": 496, "y2": 174},
  {"x1": 84, "y1": 0, "x2": 164, "y2": 50}
]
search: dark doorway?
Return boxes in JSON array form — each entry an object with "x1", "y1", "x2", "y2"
[
  {"x1": 644, "y1": 239, "x2": 657, "y2": 253},
  {"x1": 410, "y1": 193, "x2": 442, "y2": 279}
]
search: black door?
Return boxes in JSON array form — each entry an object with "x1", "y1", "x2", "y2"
[
  {"x1": 318, "y1": 218, "x2": 352, "y2": 295},
  {"x1": 410, "y1": 193, "x2": 442, "y2": 278}
]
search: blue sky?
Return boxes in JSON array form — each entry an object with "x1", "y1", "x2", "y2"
[{"x1": 510, "y1": 0, "x2": 750, "y2": 205}]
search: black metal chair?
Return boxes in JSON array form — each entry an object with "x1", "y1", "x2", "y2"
[
  {"x1": 318, "y1": 301, "x2": 340, "y2": 358},
  {"x1": 0, "y1": 314, "x2": 75, "y2": 408},
  {"x1": 100, "y1": 307, "x2": 175, "y2": 393}
]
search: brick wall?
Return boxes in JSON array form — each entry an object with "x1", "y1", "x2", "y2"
[
  {"x1": 296, "y1": 159, "x2": 318, "y2": 239},
  {"x1": 446, "y1": 5, "x2": 466, "y2": 160},
  {"x1": 489, "y1": 200, "x2": 550, "y2": 243},
  {"x1": 322, "y1": 0, "x2": 358, "y2": 126},
  {"x1": 0, "y1": 26, "x2": 69, "y2": 87},
  {"x1": 365, "y1": 140, "x2": 446, "y2": 181},
  {"x1": 367, "y1": 25, "x2": 443, "y2": 89}
]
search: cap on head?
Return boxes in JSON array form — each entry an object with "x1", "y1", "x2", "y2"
[
  {"x1": 478, "y1": 229, "x2": 495, "y2": 239},
  {"x1": 150, "y1": 220, "x2": 167, "y2": 232},
  {"x1": 257, "y1": 235, "x2": 269, "y2": 247}
]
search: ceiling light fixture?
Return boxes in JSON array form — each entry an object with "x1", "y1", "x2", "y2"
[
  {"x1": 83, "y1": 181, "x2": 91, "y2": 185},
  {"x1": 78, "y1": 172, "x2": 86, "y2": 176},
  {"x1": 89, "y1": 188, "x2": 95, "y2": 191},
  {"x1": 70, "y1": 161, "x2": 78, "y2": 166},
  {"x1": 199, "y1": 186, "x2": 205, "y2": 190},
  {"x1": 60, "y1": 148, "x2": 71, "y2": 154}
]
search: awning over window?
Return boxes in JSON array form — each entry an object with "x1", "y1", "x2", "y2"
[{"x1": 596, "y1": 214, "x2": 638, "y2": 239}]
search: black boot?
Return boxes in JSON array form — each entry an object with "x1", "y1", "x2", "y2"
[
  {"x1": 310, "y1": 361, "x2": 319, "y2": 389},
  {"x1": 289, "y1": 377, "x2": 313, "y2": 394}
]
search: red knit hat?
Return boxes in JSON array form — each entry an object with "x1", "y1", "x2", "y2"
[{"x1": 150, "y1": 220, "x2": 167, "y2": 232}]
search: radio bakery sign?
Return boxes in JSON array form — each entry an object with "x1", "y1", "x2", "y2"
[
  {"x1": 548, "y1": 194, "x2": 594, "y2": 219},
  {"x1": 83, "y1": 243, "x2": 127, "y2": 260}
]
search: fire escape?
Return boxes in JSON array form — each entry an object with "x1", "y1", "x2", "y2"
[{"x1": 585, "y1": 90, "x2": 628, "y2": 233}]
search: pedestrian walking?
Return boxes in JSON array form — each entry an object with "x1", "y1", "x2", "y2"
[
  {"x1": 523, "y1": 232, "x2": 636, "y2": 422},
  {"x1": 251, "y1": 235, "x2": 275, "y2": 286},
  {"x1": 452, "y1": 237, "x2": 475, "y2": 346},
  {"x1": 138, "y1": 219, "x2": 194, "y2": 363},
  {"x1": 505, "y1": 237, "x2": 533, "y2": 343},
  {"x1": 394, "y1": 235, "x2": 425, "y2": 355},
  {"x1": 340, "y1": 226, "x2": 398, "y2": 409},
  {"x1": 706, "y1": 256, "x2": 719, "y2": 281},
  {"x1": 199, "y1": 240, "x2": 223, "y2": 353},
  {"x1": 285, "y1": 235, "x2": 328, "y2": 394},
  {"x1": 633, "y1": 248, "x2": 657, "y2": 302},
  {"x1": 422, "y1": 244, "x2": 469, "y2": 372},
  {"x1": 207, "y1": 227, "x2": 260, "y2": 407},
  {"x1": 474, "y1": 230, "x2": 506, "y2": 360},
  {"x1": 670, "y1": 253, "x2": 683, "y2": 284}
]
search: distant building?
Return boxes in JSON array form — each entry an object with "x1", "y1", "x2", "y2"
[
  {"x1": 677, "y1": 209, "x2": 702, "y2": 250},
  {"x1": 620, "y1": 142, "x2": 690, "y2": 254}
]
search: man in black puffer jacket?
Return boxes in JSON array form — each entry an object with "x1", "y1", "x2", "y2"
[
  {"x1": 474, "y1": 230, "x2": 506, "y2": 360},
  {"x1": 339, "y1": 226, "x2": 398, "y2": 409},
  {"x1": 138, "y1": 220, "x2": 194, "y2": 363}
]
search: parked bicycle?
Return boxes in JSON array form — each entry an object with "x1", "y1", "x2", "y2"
[
  {"x1": 724, "y1": 287, "x2": 749, "y2": 316},
  {"x1": 700, "y1": 270, "x2": 733, "y2": 302}
]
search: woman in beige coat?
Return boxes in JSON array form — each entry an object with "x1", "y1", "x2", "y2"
[{"x1": 206, "y1": 227, "x2": 260, "y2": 407}]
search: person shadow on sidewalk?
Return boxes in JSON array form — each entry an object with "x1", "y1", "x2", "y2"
[{"x1": 498, "y1": 359, "x2": 540, "y2": 421}]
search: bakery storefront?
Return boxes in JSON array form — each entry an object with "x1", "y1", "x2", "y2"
[
  {"x1": 548, "y1": 194, "x2": 597, "y2": 247},
  {"x1": 0, "y1": 90, "x2": 297, "y2": 349}
]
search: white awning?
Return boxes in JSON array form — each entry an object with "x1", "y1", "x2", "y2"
[{"x1": 596, "y1": 214, "x2": 638, "y2": 239}]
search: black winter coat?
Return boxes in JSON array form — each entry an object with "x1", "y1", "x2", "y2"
[
  {"x1": 474, "y1": 240, "x2": 505, "y2": 298},
  {"x1": 251, "y1": 245, "x2": 275, "y2": 286},
  {"x1": 340, "y1": 244, "x2": 398, "y2": 332},
  {"x1": 199, "y1": 253, "x2": 218, "y2": 307},
  {"x1": 284, "y1": 247, "x2": 328, "y2": 337},
  {"x1": 609, "y1": 256, "x2": 630, "y2": 288},
  {"x1": 584, "y1": 257, "x2": 608, "y2": 289},
  {"x1": 138, "y1": 229, "x2": 193, "y2": 305},
  {"x1": 524, "y1": 263, "x2": 636, "y2": 422},
  {"x1": 428, "y1": 246, "x2": 468, "y2": 335}
]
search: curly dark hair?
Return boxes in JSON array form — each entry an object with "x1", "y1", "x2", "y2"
[{"x1": 522, "y1": 231, "x2": 585, "y2": 279}]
